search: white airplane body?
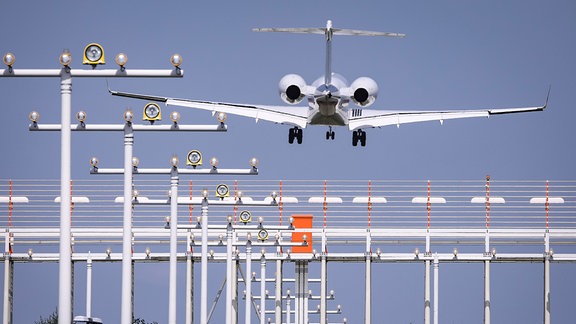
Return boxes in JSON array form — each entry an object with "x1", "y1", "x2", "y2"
[{"x1": 111, "y1": 20, "x2": 547, "y2": 146}]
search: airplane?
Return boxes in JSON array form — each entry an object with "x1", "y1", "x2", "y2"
[{"x1": 110, "y1": 20, "x2": 548, "y2": 146}]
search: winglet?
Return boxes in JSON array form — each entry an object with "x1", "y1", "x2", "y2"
[{"x1": 543, "y1": 85, "x2": 551, "y2": 110}]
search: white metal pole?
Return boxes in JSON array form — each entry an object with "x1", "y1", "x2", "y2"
[
  {"x1": 86, "y1": 252, "x2": 92, "y2": 317},
  {"x1": 365, "y1": 253, "x2": 371, "y2": 324},
  {"x1": 186, "y1": 234, "x2": 194, "y2": 324},
  {"x1": 275, "y1": 258, "x2": 283, "y2": 324},
  {"x1": 201, "y1": 199, "x2": 209, "y2": 324},
  {"x1": 226, "y1": 220, "x2": 233, "y2": 323},
  {"x1": 544, "y1": 254, "x2": 551, "y2": 324},
  {"x1": 365, "y1": 230, "x2": 371, "y2": 324},
  {"x1": 424, "y1": 260, "x2": 430, "y2": 324},
  {"x1": 168, "y1": 169, "x2": 179, "y2": 324},
  {"x1": 121, "y1": 124, "x2": 134, "y2": 324},
  {"x1": 321, "y1": 229, "x2": 327, "y2": 324},
  {"x1": 260, "y1": 250, "x2": 267, "y2": 324},
  {"x1": 245, "y1": 238, "x2": 253, "y2": 324},
  {"x1": 58, "y1": 69, "x2": 73, "y2": 324},
  {"x1": 3, "y1": 257, "x2": 13, "y2": 324},
  {"x1": 484, "y1": 260, "x2": 490, "y2": 324},
  {"x1": 433, "y1": 255, "x2": 439, "y2": 324},
  {"x1": 286, "y1": 290, "x2": 291, "y2": 324}
]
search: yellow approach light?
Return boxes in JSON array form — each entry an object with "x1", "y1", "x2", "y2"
[
  {"x1": 83, "y1": 43, "x2": 105, "y2": 66},
  {"x1": 186, "y1": 150, "x2": 202, "y2": 167},
  {"x1": 143, "y1": 103, "x2": 162, "y2": 123},
  {"x1": 215, "y1": 184, "x2": 229, "y2": 199}
]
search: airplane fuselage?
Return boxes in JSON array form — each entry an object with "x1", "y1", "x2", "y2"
[{"x1": 307, "y1": 74, "x2": 349, "y2": 126}]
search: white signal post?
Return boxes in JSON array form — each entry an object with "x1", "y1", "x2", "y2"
[{"x1": 1, "y1": 49, "x2": 183, "y2": 324}]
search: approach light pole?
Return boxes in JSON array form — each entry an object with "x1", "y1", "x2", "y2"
[
  {"x1": 92, "y1": 158, "x2": 260, "y2": 324},
  {"x1": 1, "y1": 49, "x2": 183, "y2": 324},
  {"x1": 33, "y1": 111, "x2": 227, "y2": 324}
]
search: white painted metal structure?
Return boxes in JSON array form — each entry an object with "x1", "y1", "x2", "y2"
[
  {"x1": 1, "y1": 59, "x2": 182, "y2": 324},
  {"x1": 1, "y1": 179, "x2": 575, "y2": 323}
]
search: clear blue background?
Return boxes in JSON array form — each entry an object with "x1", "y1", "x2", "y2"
[{"x1": 1, "y1": 1, "x2": 575, "y2": 323}]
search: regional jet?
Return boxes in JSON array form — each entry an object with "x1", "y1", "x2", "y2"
[{"x1": 110, "y1": 20, "x2": 548, "y2": 146}]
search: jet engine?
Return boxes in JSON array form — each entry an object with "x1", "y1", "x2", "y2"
[
  {"x1": 279, "y1": 74, "x2": 307, "y2": 104},
  {"x1": 350, "y1": 77, "x2": 378, "y2": 107}
]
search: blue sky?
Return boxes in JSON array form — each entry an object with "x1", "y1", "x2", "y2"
[{"x1": 1, "y1": 1, "x2": 575, "y2": 323}]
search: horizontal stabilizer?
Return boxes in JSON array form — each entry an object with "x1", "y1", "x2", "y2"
[{"x1": 253, "y1": 20, "x2": 405, "y2": 38}]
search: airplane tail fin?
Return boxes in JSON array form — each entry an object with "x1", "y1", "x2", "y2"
[{"x1": 253, "y1": 20, "x2": 404, "y2": 86}]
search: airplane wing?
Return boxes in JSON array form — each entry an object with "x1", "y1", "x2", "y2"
[
  {"x1": 109, "y1": 90, "x2": 309, "y2": 129},
  {"x1": 348, "y1": 99, "x2": 548, "y2": 131}
]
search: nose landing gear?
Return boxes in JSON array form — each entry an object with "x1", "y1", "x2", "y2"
[{"x1": 326, "y1": 126, "x2": 335, "y2": 140}]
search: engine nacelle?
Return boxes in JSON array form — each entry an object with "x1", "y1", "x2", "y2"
[
  {"x1": 350, "y1": 77, "x2": 378, "y2": 107},
  {"x1": 279, "y1": 74, "x2": 307, "y2": 104}
]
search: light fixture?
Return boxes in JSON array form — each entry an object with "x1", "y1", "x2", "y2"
[
  {"x1": 286, "y1": 289, "x2": 291, "y2": 297},
  {"x1": 258, "y1": 229, "x2": 269, "y2": 241},
  {"x1": 216, "y1": 183, "x2": 229, "y2": 199},
  {"x1": 202, "y1": 189, "x2": 209, "y2": 199},
  {"x1": 260, "y1": 248, "x2": 266, "y2": 256},
  {"x1": 218, "y1": 234, "x2": 224, "y2": 244},
  {"x1": 165, "y1": 216, "x2": 171, "y2": 227},
  {"x1": 28, "y1": 248, "x2": 33, "y2": 258},
  {"x1": 76, "y1": 111, "x2": 87, "y2": 124},
  {"x1": 186, "y1": 150, "x2": 202, "y2": 168},
  {"x1": 170, "y1": 155, "x2": 179, "y2": 168},
  {"x1": 250, "y1": 157, "x2": 259, "y2": 171},
  {"x1": 89, "y1": 157, "x2": 99, "y2": 168},
  {"x1": 414, "y1": 248, "x2": 420, "y2": 257},
  {"x1": 491, "y1": 247, "x2": 497, "y2": 257},
  {"x1": 115, "y1": 53, "x2": 128, "y2": 70},
  {"x1": 246, "y1": 232, "x2": 252, "y2": 242},
  {"x1": 83, "y1": 43, "x2": 105, "y2": 66},
  {"x1": 3, "y1": 52, "x2": 15, "y2": 71},
  {"x1": 270, "y1": 191, "x2": 278, "y2": 203},
  {"x1": 216, "y1": 111, "x2": 227, "y2": 123},
  {"x1": 28, "y1": 111, "x2": 40, "y2": 123},
  {"x1": 145, "y1": 247, "x2": 151, "y2": 258},
  {"x1": 170, "y1": 111, "x2": 180, "y2": 124},
  {"x1": 227, "y1": 215, "x2": 233, "y2": 224},
  {"x1": 302, "y1": 234, "x2": 308, "y2": 244},
  {"x1": 143, "y1": 103, "x2": 162, "y2": 123},
  {"x1": 59, "y1": 49, "x2": 72, "y2": 67},
  {"x1": 209, "y1": 249, "x2": 215, "y2": 258},
  {"x1": 376, "y1": 248, "x2": 382, "y2": 257},
  {"x1": 453, "y1": 247, "x2": 458, "y2": 257},
  {"x1": 239, "y1": 210, "x2": 252, "y2": 224},
  {"x1": 131, "y1": 157, "x2": 140, "y2": 168},
  {"x1": 132, "y1": 189, "x2": 140, "y2": 199},
  {"x1": 196, "y1": 216, "x2": 201, "y2": 225},
  {"x1": 258, "y1": 216, "x2": 264, "y2": 226},
  {"x1": 106, "y1": 247, "x2": 112, "y2": 257},
  {"x1": 123, "y1": 109, "x2": 134, "y2": 123},
  {"x1": 330, "y1": 290, "x2": 335, "y2": 298},
  {"x1": 210, "y1": 157, "x2": 219, "y2": 169},
  {"x1": 170, "y1": 54, "x2": 182, "y2": 68}
]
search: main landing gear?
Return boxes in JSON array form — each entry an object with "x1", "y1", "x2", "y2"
[
  {"x1": 326, "y1": 126, "x2": 335, "y2": 140},
  {"x1": 288, "y1": 127, "x2": 303, "y2": 144},
  {"x1": 352, "y1": 129, "x2": 366, "y2": 147}
]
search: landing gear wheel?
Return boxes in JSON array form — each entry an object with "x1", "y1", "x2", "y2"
[
  {"x1": 289, "y1": 127, "x2": 303, "y2": 144},
  {"x1": 296, "y1": 128, "x2": 303, "y2": 144},
  {"x1": 352, "y1": 129, "x2": 366, "y2": 147},
  {"x1": 326, "y1": 131, "x2": 335, "y2": 140}
]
